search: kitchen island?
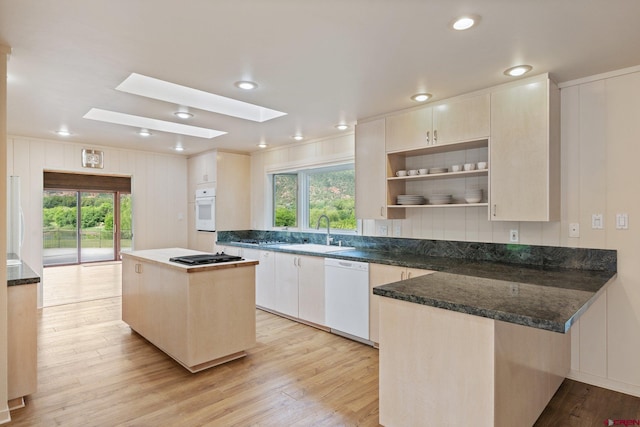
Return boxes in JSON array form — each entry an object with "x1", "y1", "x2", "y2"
[{"x1": 121, "y1": 248, "x2": 258, "y2": 373}]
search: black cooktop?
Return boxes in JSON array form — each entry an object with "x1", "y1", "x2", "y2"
[{"x1": 169, "y1": 252, "x2": 243, "y2": 265}]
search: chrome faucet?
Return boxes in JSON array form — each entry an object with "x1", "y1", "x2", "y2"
[{"x1": 316, "y1": 214, "x2": 333, "y2": 246}]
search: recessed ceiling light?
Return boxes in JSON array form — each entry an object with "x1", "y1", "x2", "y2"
[
  {"x1": 138, "y1": 129, "x2": 152, "y2": 137},
  {"x1": 335, "y1": 124, "x2": 349, "y2": 131},
  {"x1": 174, "y1": 111, "x2": 193, "y2": 119},
  {"x1": 174, "y1": 145, "x2": 184, "y2": 152},
  {"x1": 452, "y1": 15, "x2": 479, "y2": 30},
  {"x1": 117, "y1": 73, "x2": 285, "y2": 122},
  {"x1": 292, "y1": 134, "x2": 304, "y2": 141},
  {"x1": 504, "y1": 65, "x2": 533, "y2": 77},
  {"x1": 411, "y1": 93, "x2": 432, "y2": 102},
  {"x1": 84, "y1": 108, "x2": 226, "y2": 139},
  {"x1": 258, "y1": 142, "x2": 268, "y2": 148},
  {"x1": 235, "y1": 80, "x2": 258, "y2": 90},
  {"x1": 55, "y1": 129, "x2": 71, "y2": 137}
]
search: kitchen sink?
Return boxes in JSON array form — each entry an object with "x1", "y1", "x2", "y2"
[{"x1": 281, "y1": 243, "x2": 355, "y2": 253}]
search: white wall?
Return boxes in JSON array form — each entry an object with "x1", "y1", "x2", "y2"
[
  {"x1": 7, "y1": 136, "x2": 189, "y2": 307},
  {"x1": 562, "y1": 68, "x2": 640, "y2": 396},
  {"x1": 249, "y1": 66, "x2": 640, "y2": 397}
]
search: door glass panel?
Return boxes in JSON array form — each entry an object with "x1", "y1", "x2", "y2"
[
  {"x1": 43, "y1": 190, "x2": 78, "y2": 265},
  {"x1": 119, "y1": 193, "x2": 132, "y2": 256},
  {"x1": 80, "y1": 192, "x2": 115, "y2": 263}
]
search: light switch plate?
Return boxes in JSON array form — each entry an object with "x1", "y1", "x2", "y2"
[
  {"x1": 592, "y1": 214, "x2": 604, "y2": 229},
  {"x1": 616, "y1": 213, "x2": 629, "y2": 230}
]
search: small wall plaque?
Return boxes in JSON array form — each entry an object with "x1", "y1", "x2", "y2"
[{"x1": 82, "y1": 149, "x2": 104, "y2": 169}]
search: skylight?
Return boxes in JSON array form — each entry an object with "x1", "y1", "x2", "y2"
[
  {"x1": 116, "y1": 73, "x2": 287, "y2": 122},
  {"x1": 83, "y1": 108, "x2": 227, "y2": 139}
]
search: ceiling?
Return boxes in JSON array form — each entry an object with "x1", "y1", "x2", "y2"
[{"x1": 2, "y1": 1, "x2": 640, "y2": 156}]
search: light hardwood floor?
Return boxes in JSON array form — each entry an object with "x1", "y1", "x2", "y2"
[
  {"x1": 8, "y1": 298, "x2": 380, "y2": 426},
  {"x1": 43, "y1": 262, "x2": 122, "y2": 307},
  {"x1": 10, "y1": 265, "x2": 640, "y2": 426}
]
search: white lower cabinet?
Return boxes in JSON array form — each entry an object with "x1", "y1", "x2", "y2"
[
  {"x1": 298, "y1": 256, "x2": 326, "y2": 325},
  {"x1": 369, "y1": 263, "x2": 435, "y2": 345},
  {"x1": 242, "y1": 248, "x2": 276, "y2": 310},
  {"x1": 274, "y1": 253, "x2": 325, "y2": 325}
]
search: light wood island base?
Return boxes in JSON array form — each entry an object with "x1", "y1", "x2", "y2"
[
  {"x1": 122, "y1": 248, "x2": 258, "y2": 373},
  {"x1": 379, "y1": 297, "x2": 570, "y2": 427}
]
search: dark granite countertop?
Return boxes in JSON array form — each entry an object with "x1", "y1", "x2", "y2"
[
  {"x1": 7, "y1": 254, "x2": 41, "y2": 286},
  {"x1": 223, "y1": 240, "x2": 616, "y2": 333}
]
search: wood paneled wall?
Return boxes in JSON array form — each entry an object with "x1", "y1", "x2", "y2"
[{"x1": 7, "y1": 137, "x2": 189, "y2": 307}]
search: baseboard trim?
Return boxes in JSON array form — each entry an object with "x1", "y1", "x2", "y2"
[
  {"x1": 0, "y1": 406, "x2": 11, "y2": 425},
  {"x1": 567, "y1": 370, "x2": 640, "y2": 398}
]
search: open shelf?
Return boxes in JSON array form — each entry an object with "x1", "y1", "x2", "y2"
[
  {"x1": 388, "y1": 169, "x2": 488, "y2": 181},
  {"x1": 388, "y1": 203, "x2": 488, "y2": 209},
  {"x1": 386, "y1": 138, "x2": 489, "y2": 157}
]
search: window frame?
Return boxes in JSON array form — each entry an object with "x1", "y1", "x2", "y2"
[{"x1": 270, "y1": 163, "x2": 356, "y2": 235}]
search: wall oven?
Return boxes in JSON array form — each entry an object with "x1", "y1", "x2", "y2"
[{"x1": 195, "y1": 188, "x2": 215, "y2": 232}]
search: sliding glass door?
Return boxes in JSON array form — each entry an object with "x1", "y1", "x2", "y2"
[
  {"x1": 79, "y1": 192, "x2": 115, "y2": 263},
  {"x1": 43, "y1": 190, "x2": 131, "y2": 266},
  {"x1": 119, "y1": 193, "x2": 132, "y2": 255},
  {"x1": 43, "y1": 190, "x2": 79, "y2": 265}
]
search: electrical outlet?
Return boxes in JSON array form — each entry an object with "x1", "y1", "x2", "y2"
[
  {"x1": 569, "y1": 223, "x2": 580, "y2": 238},
  {"x1": 509, "y1": 229, "x2": 519, "y2": 243}
]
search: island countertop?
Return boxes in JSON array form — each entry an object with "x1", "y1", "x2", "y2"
[{"x1": 121, "y1": 247, "x2": 258, "y2": 273}]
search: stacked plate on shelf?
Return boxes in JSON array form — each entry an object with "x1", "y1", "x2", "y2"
[
  {"x1": 429, "y1": 167, "x2": 448, "y2": 174},
  {"x1": 464, "y1": 189, "x2": 483, "y2": 203},
  {"x1": 428, "y1": 194, "x2": 453, "y2": 205},
  {"x1": 397, "y1": 194, "x2": 426, "y2": 205}
]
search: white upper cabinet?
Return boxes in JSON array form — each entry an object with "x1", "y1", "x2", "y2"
[
  {"x1": 385, "y1": 94, "x2": 490, "y2": 153},
  {"x1": 355, "y1": 118, "x2": 403, "y2": 219},
  {"x1": 385, "y1": 107, "x2": 433, "y2": 152},
  {"x1": 489, "y1": 75, "x2": 560, "y2": 221},
  {"x1": 432, "y1": 94, "x2": 490, "y2": 145}
]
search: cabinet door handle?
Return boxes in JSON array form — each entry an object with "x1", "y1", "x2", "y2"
[
  {"x1": 408, "y1": 272, "x2": 412, "y2": 279},
  {"x1": 293, "y1": 257, "x2": 298, "y2": 267},
  {"x1": 401, "y1": 271, "x2": 405, "y2": 280},
  {"x1": 434, "y1": 129, "x2": 438, "y2": 143},
  {"x1": 135, "y1": 263, "x2": 142, "y2": 274},
  {"x1": 426, "y1": 131, "x2": 430, "y2": 143},
  {"x1": 380, "y1": 206, "x2": 384, "y2": 217},
  {"x1": 297, "y1": 257, "x2": 301, "y2": 267},
  {"x1": 492, "y1": 204, "x2": 497, "y2": 217}
]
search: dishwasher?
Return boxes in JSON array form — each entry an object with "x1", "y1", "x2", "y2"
[{"x1": 324, "y1": 258, "x2": 369, "y2": 341}]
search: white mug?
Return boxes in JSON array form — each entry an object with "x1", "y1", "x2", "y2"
[
  {"x1": 396, "y1": 170, "x2": 407, "y2": 177},
  {"x1": 408, "y1": 169, "x2": 419, "y2": 176},
  {"x1": 477, "y1": 161, "x2": 488, "y2": 170},
  {"x1": 451, "y1": 164, "x2": 463, "y2": 172},
  {"x1": 463, "y1": 163, "x2": 476, "y2": 171},
  {"x1": 418, "y1": 168, "x2": 428, "y2": 175}
]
